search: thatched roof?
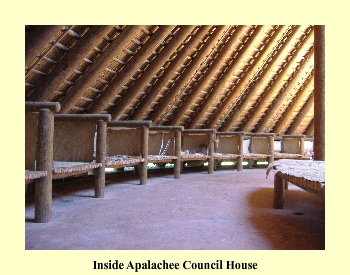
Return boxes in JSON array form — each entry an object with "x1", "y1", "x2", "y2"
[{"x1": 25, "y1": 25, "x2": 315, "y2": 136}]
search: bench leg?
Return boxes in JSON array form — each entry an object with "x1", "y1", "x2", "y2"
[{"x1": 273, "y1": 172, "x2": 284, "y2": 209}]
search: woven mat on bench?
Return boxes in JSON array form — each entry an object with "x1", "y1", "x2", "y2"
[
  {"x1": 180, "y1": 152, "x2": 208, "y2": 159},
  {"x1": 148, "y1": 155, "x2": 177, "y2": 161},
  {"x1": 52, "y1": 161, "x2": 102, "y2": 174},
  {"x1": 25, "y1": 170, "x2": 47, "y2": 180},
  {"x1": 105, "y1": 156, "x2": 143, "y2": 167},
  {"x1": 243, "y1": 153, "x2": 270, "y2": 158},
  {"x1": 214, "y1": 153, "x2": 240, "y2": 159},
  {"x1": 266, "y1": 159, "x2": 325, "y2": 196},
  {"x1": 274, "y1": 153, "x2": 302, "y2": 158}
]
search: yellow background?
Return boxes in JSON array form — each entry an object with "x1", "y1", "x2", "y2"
[{"x1": 2, "y1": 1, "x2": 347, "y2": 274}]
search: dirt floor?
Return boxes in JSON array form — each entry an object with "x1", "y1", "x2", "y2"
[{"x1": 25, "y1": 167, "x2": 325, "y2": 250}]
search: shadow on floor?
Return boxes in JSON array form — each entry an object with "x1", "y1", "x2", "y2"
[{"x1": 247, "y1": 187, "x2": 325, "y2": 250}]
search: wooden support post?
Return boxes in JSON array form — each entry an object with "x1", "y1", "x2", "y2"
[
  {"x1": 268, "y1": 135, "x2": 274, "y2": 163},
  {"x1": 174, "y1": 129, "x2": 181, "y2": 179},
  {"x1": 208, "y1": 131, "x2": 215, "y2": 174},
  {"x1": 237, "y1": 134, "x2": 244, "y2": 172},
  {"x1": 314, "y1": 25, "x2": 325, "y2": 161},
  {"x1": 300, "y1": 136, "x2": 305, "y2": 156},
  {"x1": 35, "y1": 109, "x2": 54, "y2": 223},
  {"x1": 95, "y1": 120, "x2": 107, "y2": 198},
  {"x1": 140, "y1": 126, "x2": 149, "y2": 185},
  {"x1": 273, "y1": 171, "x2": 285, "y2": 209}
]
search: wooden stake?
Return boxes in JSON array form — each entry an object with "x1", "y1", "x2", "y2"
[
  {"x1": 35, "y1": 108, "x2": 54, "y2": 223},
  {"x1": 208, "y1": 131, "x2": 215, "y2": 174},
  {"x1": 273, "y1": 171, "x2": 284, "y2": 209},
  {"x1": 174, "y1": 129, "x2": 181, "y2": 179},
  {"x1": 140, "y1": 126, "x2": 149, "y2": 185},
  {"x1": 237, "y1": 134, "x2": 244, "y2": 172},
  {"x1": 95, "y1": 120, "x2": 107, "y2": 198}
]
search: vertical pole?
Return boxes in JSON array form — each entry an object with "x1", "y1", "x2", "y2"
[
  {"x1": 314, "y1": 25, "x2": 325, "y2": 161},
  {"x1": 237, "y1": 134, "x2": 244, "y2": 172},
  {"x1": 300, "y1": 136, "x2": 305, "y2": 156},
  {"x1": 273, "y1": 171, "x2": 285, "y2": 209},
  {"x1": 95, "y1": 120, "x2": 106, "y2": 198},
  {"x1": 140, "y1": 126, "x2": 149, "y2": 185},
  {"x1": 208, "y1": 131, "x2": 215, "y2": 174},
  {"x1": 268, "y1": 135, "x2": 274, "y2": 163},
  {"x1": 35, "y1": 108, "x2": 54, "y2": 223},
  {"x1": 174, "y1": 129, "x2": 181, "y2": 179}
]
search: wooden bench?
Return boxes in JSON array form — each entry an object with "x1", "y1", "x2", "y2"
[
  {"x1": 243, "y1": 132, "x2": 275, "y2": 168},
  {"x1": 266, "y1": 159, "x2": 325, "y2": 209},
  {"x1": 105, "y1": 120, "x2": 152, "y2": 185},
  {"x1": 25, "y1": 101, "x2": 60, "y2": 223},
  {"x1": 214, "y1": 131, "x2": 245, "y2": 171},
  {"x1": 181, "y1": 129, "x2": 215, "y2": 174},
  {"x1": 53, "y1": 114, "x2": 111, "y2": 198},
  {"x1": 274, "y1": 134, "x2": 306, "y2": 160},
  {"x1": 148, "y1": 125, "x2": 184, "y2": 179}
]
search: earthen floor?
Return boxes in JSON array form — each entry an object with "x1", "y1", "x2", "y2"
[{"x1": 25, "y1": 168, "x2": 325, "y2": 250}]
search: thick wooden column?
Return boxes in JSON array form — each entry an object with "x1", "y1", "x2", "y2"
[
  {"x1": 35, "y1": 108, "x2": 54, "y2": 223},
  {"x1": 95, "y1": 119, "x2": 107, "y2": 198},
  {"x1": 314, "y1": 25, "x2": 325, "y2": 161}
]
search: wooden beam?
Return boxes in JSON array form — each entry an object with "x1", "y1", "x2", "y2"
[
  {"x1": 58, "y1": 26, "x2": 137, "y2": 113},
  {"x1": 169, "y1": 26, "x2": 253, "y2": 126},
  {"x1": 26, "y1": 26, "x2": 66, "y2": 70},
  {"x1": 88, "y1": 26, "x2": 176, "y2": 114},
  {"x1": 287, "y1": 94, "x2": 314, "y2": 134},
  {"x1": 148, "y1": 25, "x2": 230, "y2": 125},
  {"x1": 304, "y1": 119, "x2": 314, "y2": 137},
  {"x1": 109, "y1": 26, "x2": 196, "y2": 120},
  {"x1": 207, "y1": 25, "x2": 297, "y2": 129},
  {"x1": 25, "y1": 101, "x2": 61, "y2": 113},
  {"x1": 55, "y1": 114, "x2": 111, "y2": 122},
  {"x1": 108, "y1": 120, "x2": 152, "y2": 128},
  {"x1": 273, "y1": 75, "x2": 314, "y2": 134},
  {"x1": 28, "y1": 26, "x2": 113, "y2": 102},
  {"x1": 255, "y1": 52, "x2": 314, "y2": 133},
  {"x1": 187, "y1": 25, "x2": 276, "y2": 129},
  {"x1": 239, "y1": 28, "x2": 314, "y2": 132},
  {"x1": 130, "y1": 26, "x2": 213, "y2": 120}
]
